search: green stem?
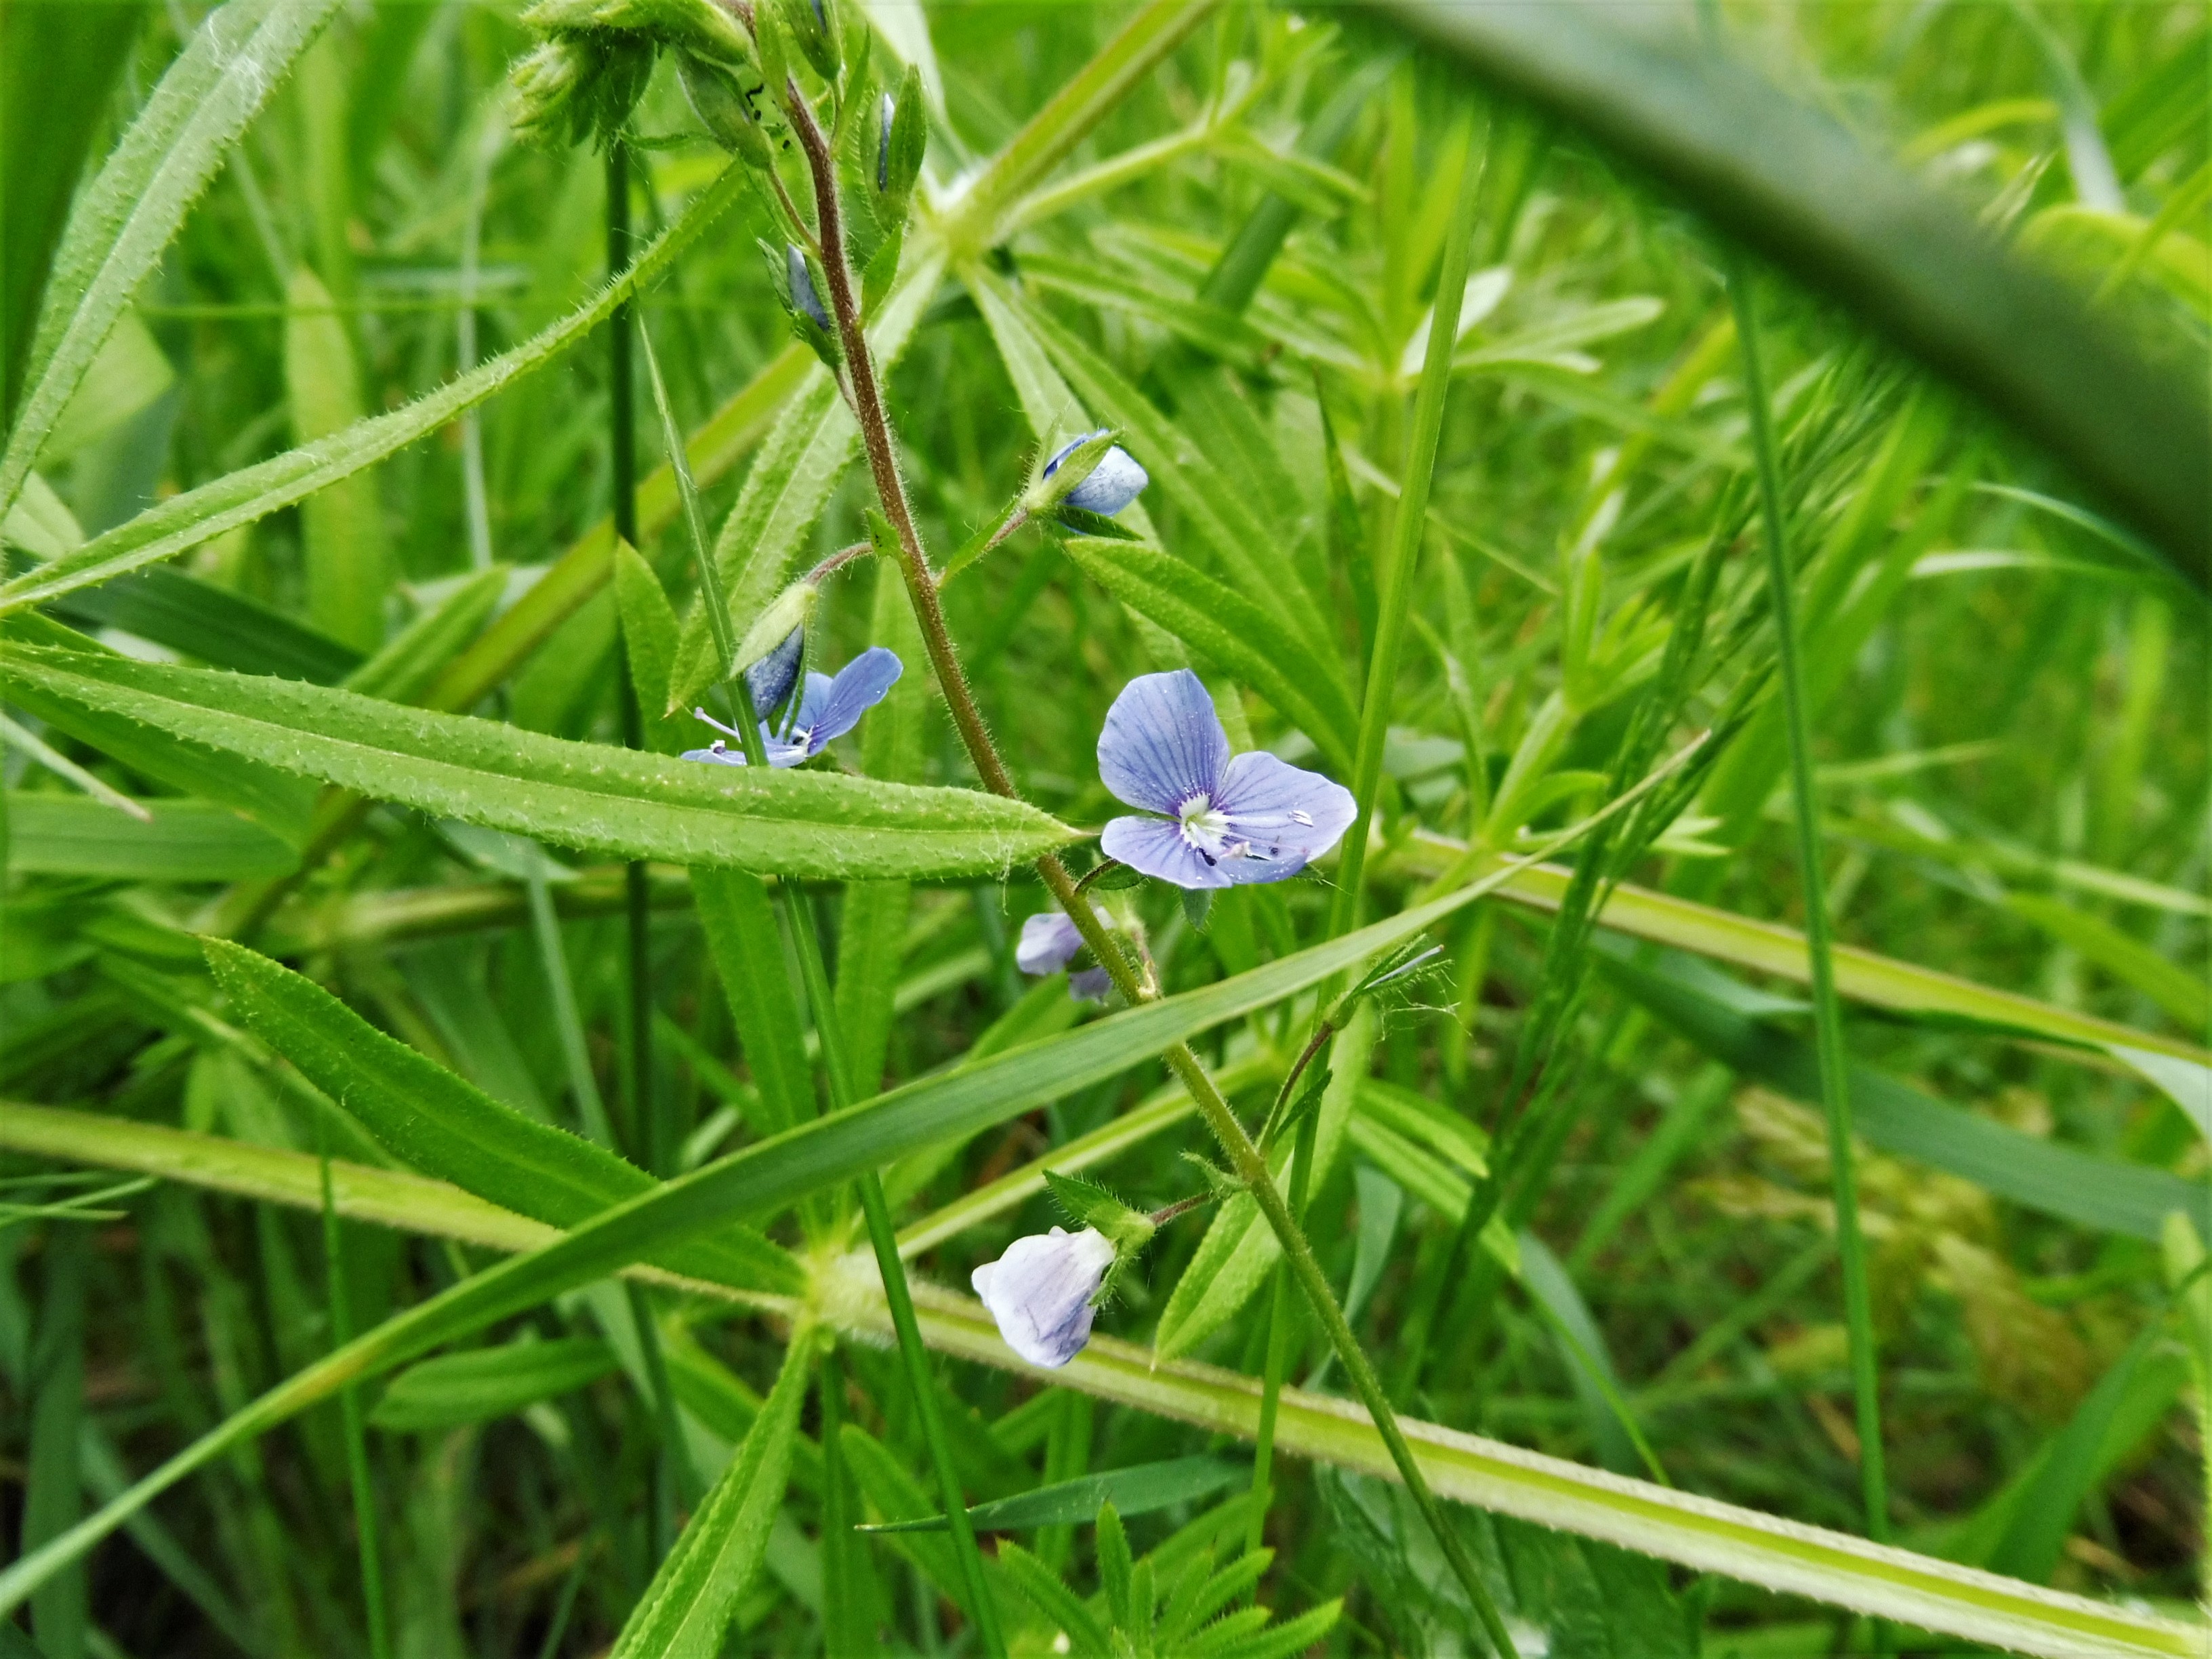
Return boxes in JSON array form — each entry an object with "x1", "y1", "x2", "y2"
[
  {"x1": 1246, "y1": 1105, "x2": 1318, "y2": 1567},
  {"x1": 321, "y1": 1151, "x2": 390, "y2": 1659},
  {"x1": 724, "y1": 672, "x2": 1009, "y2": 1659},
  {"x1": 1727, "y1": 260, "x2": 1891, "y2": 1563},
  {"x1": 785, "y1": 68, "x2": 1516, "y2": 1659}
]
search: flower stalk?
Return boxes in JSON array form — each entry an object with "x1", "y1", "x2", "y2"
[{"x1": 779, "y1": 68, "x2": 1521, "y2": 1659}]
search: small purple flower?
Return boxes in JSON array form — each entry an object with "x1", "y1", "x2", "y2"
[
  {"x1": 1044, "y1": 432, "x2": 1148, "y2": 516},
  {"x1": 685, "y1": 647, "x2": 901, "y2": 769},
  {"x1": 1017, "y1": 907, "x2": 1113, "y2": 1001},
  {"x1": 1096, "y1": 670, "x2": 1355, "y2": 889}
]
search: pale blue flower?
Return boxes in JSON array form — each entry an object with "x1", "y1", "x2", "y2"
[
  {"x1": 1096, "y1": 670, "x2": 1355, "y2": 888},
  {"x1": 1044, "y1": 432, "x2": 1148, "y2": 516},
  {"x1": 686, "y1": 647, "x2": 901, "y2": 768},
  {"x1": 970, "y1": 1225, "x2": 1116, "y2": 1368},
  {"x1": 1017, "y1": 907, "x2": 1113, "y2": 1001}
]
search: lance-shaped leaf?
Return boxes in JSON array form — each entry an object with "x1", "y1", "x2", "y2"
[
  {"x1": 3, "y1": 644, "x2": 1074, "y2": 880},
  {"x1": 609, "y1": 1337, "x2": 811, "y2": 1658},
  {"x1": 1, "y1": 0, "x2": 348, "y2": 520}
]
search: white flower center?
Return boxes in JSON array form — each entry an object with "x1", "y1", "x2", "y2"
[{"x1": 1176, "y1": 792, "x2": 1231, "y2": 853}]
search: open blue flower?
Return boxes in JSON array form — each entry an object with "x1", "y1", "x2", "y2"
[
  {"x1": 1017, "y1": 906, "x2": 1114, "y2": 1001},
  {"x1": 685, "y1": 647, "x2": 901, "y2": 769},
  {"x1": 1044, "y1": 432, "x2": 1148, "y2": 516},
  {"x1": 1096, "y1": 670, "x2": 1355, "y2": 888}
]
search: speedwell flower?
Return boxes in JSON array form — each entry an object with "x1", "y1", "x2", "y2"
[
  {"x1": 1097, "y1": 670, "x2": 1355, "y2": 888},
  {"x1": 970, "y1": 1225, "x2": 1115, "y2": 1368},
  {"x1": 1017, "y1": 906, "x2": 1113, "y2": 1001},
  {"x1": 1043, "y1": 432, "x2": 1149, "y2": 516},
  {"x1": 684, "y1": 647, "x2": 901, "y2": 768}
]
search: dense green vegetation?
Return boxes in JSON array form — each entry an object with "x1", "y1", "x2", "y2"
[{"x1": 1, "y1": 1, "x2": 2206, "y2": 1655}]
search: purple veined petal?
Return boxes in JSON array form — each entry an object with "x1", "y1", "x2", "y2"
[
  {"x1": 1097, "y1": 670, "x2": 1228, "y2": 815},
  {"x1": 1101, "y1": 813, "x2": 1237, "y2": 890},
  {"x1": 787, "y1": 647, "x2": 903, "y2": 758},
  {"x1": 1016, "y1": 911, "x2": 1085, "y2": 976},
  {"x1": 1212, "y1": 750, "x2": 1358, "y2": 864},
  {"x1": 970, "y1": 1226, "x2": 1114, "y2": 1368}
]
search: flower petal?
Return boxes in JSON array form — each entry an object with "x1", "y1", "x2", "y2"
[
  {"x1": 1097, "y1": 669, "x2": 1228, "y2": 815},
  {"x1": 1064, "y1": 446, "x2": 1147, "y2": 516},
  {"x1": 1015, "y1": 911, "x2": 1085, "y2": 976},
  {"x1": 1068, "y1": 966, "x2": 1113, "y2": 1002},
  {"x1": 681, "y1": 743, "x2": 747, "y2": 766},
  {"x1": 1214, "y1": 750, "x2": 1357, "y2": 863},
  {"x1": 970, "y1": 1226, "x2": 1115, "y2": 1369},
  {"x1": 1101, "y1": 813, "x2": 1235, "y2": 890},
  {"x1": 794, "y1": 647, "x2": 903, "y2": 756}
]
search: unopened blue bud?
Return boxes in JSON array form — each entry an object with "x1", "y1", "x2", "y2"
[
  {"x1": 876, "y1": 92, "x2": 895, "y2": 192},
  {"x1": 785, "y1": 243, "x2": 830, "y2": 329},
  {"x1": 1044, "y1": 432, "x2": 1149, "y2": 517},
  {"x1": 745, "y1": 625, "x2": 805, "y2": 716}
]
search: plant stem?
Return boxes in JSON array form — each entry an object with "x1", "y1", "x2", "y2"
[
  {"x1": 724, "y1": 666, "x2": 1009, "y2": 1659},
  {"x1": 607, "y1": 140, "x2": 658, "y2": 1174},
  {"x1": 782, "y1": 81, "x2": 1517, "y2": 1659},
  {"x1": 321, "y1": 1152, "x2": 390, "y2": 1659},
  {"x1": 1246, "y1": 1105, "x2": 1318, "y2": 1565},
  {"x1": 1727, "y1": 258, "x2": 1891, "y2": 1565}
]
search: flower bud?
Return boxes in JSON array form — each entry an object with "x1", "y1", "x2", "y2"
[
  {"x1": 970, "y1": 1226, "x2": 1117, "y2": 1369},
  {"x1": 678, "y1": 53, "x2": 771, "y2": 169},
  {"x1": 759, "y1": 239, "x2": 842, "y2": 367},
  {"x1": 876, "y1": 66, "x2": 926, "y2": 203},
  {"x1": 732, "y1": 578, "x2": 819, "y2": 687},
  {"x1": 786, "y1": 243, "x2": 830, "y2": 329},
  {"x1": 775, "y1": 0, "x2": 840, "y2": 83},
  {"x1": 743, "y1": 623, "x2": 805, "y2": 717},
  {"x1": 510, "y1": 37, "x2": 652, "y2": 150},
  {"x1": 1032, "y1": 430, "x2": 1148, "y2": 518}
]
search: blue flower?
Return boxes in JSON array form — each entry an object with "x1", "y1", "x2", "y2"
[
  {"x1": 1017, "y1": 907, "x2": 1113, "y2": 1001},
  {"x1": 1095, "y1": 670, "x2": 1355, "y2": 888},
  {"x1": 1044, "y1": 432, "x2": 1148, "y2": 516},
  {"x1": 685, "y1": 647, "x2": 901, "y2": 768}
]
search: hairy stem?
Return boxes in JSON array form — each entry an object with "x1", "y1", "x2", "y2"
[{"x1": 785, "y1": 80, "x2": 1518, "y2": 1659}]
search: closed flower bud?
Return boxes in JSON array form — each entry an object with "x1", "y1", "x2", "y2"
[
  {"x1": 678, "y1": 53, "x2": 771, "y2": 167},
  {"x1": 733, "y1": 578, "x2": 819, "y2": 688},
  {"x1": 970, "y1": 1226, "x2": 1117, "y2": 1369},
  {"x1": 743, "y1": 624, "x2": 805, "y2": 717},
  {"x1": 786, "y1": 243, "x2": 830, "y2": 329},
  {"x1": 1036, "y1": 430, "x2": 1148, "y2": 518},
  {"x1": 776, "y1": 0, "x2": 840, "y2": 82}
]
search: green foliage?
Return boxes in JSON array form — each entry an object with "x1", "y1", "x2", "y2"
[{"x1": 4, "y1": 3, "x2": 2208, "y2": 1656}]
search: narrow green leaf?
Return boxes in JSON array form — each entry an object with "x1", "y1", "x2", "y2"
[
  {"x1": 285, "y1": 268, "x2": 393, "y2": 652},
  {"x1": 52, "y1": 565, "x2": 363, "y2": 684},
  {"x1": 1059, "y1": 539, "x2": 1357, "y2": 774},
  {"x1": 859, "y1": 1456, "x2": 1246, "y2": 1534},
  {"x1": 611, "y1": 1336, "x2": 810, "y2": 1658},
  {"x1": 4, "y1": 643, "x2": 1076, "y2": 880},
  {"x1": 5, "y1": 793, "x2": 296, "y2": 882},
  {"x1": 204, "y1": 937, "x2": 798, "y2": 1297},
  {"x1": 0, "y1": 163, "x2": 751, "y2": 615},
  {"x1": 1986, "y1": 1329, "x2": 2163, "y2": 1584},
  {"x1": 0, "y1": 0, "x2": 346, "y2": 519},
  {"x1": 344, "y1": 566, "x2": 508, "y2": 707},
  {"x1": 694, "y1": 867, "x2": 815, "y2": 1139},
  {"x1": 369, "y1": 1337, "x2": 618, "y2": 1432},
  {"x1": 2009, "y1": 893, "x2": 2211, "y2": 1031},
  {"x1": 1604, "y1": 948, "x2": 2212, "y2": 1240}
]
